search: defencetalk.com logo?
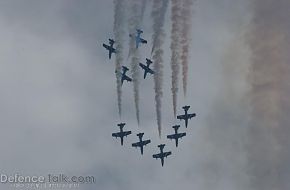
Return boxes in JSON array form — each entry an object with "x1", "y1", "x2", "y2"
[{"x1": 1, "y1": 173, "x2": 96, "y2": 189}]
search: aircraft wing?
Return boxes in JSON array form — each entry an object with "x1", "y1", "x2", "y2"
[
  {"x1": 123, "y1": 131, "x2": 132, "y2": 137},
  {"x1": 133, "y1": 139, "x2": 150, "y2": 147},
  {"x1": 164, "y1": 152, "x2": 172, "y2": 157},
  {"x1": 103, "y1": 43, "x2": 109, "y2": 50},
  {"x1": 147, "y1": 68, "x2": 154, "y2": 74},
  {"x1": 177, "y1": 115, "x2": 185, "y2": 120},
  {"x1": 179, "y1": 133, "x2": 186, "y2": 138},
  {"x1": 132, "y1": 142, "x2": 140, "y2": 147},
  {"x1": 153, "y1": 153, "x2": 161, "y2": 159},
  {"x1": 167, "y1": 134, "x2": 175, "y2": 140},
  {"x1": 112, "y1": 132, "x2": 120, "y2": 138},
  {"x1": 143, "y1": 140, "x2": 151, "y2": 145},
  {"x1": 188, "y1": 113, "x2": 196, "y2": 119},
  {"x1": 139, "y1": 63, "x2": 146, "y2": 70},
  {"x1": 123, "y1": 75, "x2": 132, "y2": 82},
  {"x1": 136, "y1": 37, "x2": 147, "y2": 48},
  {"x1": 140, "y1": 38, "x2": 147, "y2": 44}
]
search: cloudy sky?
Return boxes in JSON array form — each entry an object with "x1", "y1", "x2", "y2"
[{"x1": 0, "y1": 0, "x2": 289, "y2": 190}]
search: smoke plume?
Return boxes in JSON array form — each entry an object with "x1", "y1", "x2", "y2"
[
  {"x1": 128, "y1": 0, "x2": 143, "y2": 125},
  {"x1": 151, "y1": 0, "x2": 169, "y2": 137},
  {"x1": 131, "y1": 53, "x2": 141, "y2": 125},
  {"x1": 113, "y1": 0, "x2": 126, "y2": 117},
  {"x1": 170, "y1": 0, "x2": 182, "y2": 116},
  {"x1": 140, "y1": 0, "x2": 147, "y2": 21},
  {"x1": 247, "y1": 0, "x2": 290, "y2": 189},
  {"x1": 180, "y1": 0, "x2": 194, "y2": 96}
]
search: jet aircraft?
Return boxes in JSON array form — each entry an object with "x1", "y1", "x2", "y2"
[
  {"x1": 121, "y1": 66, "x2": 132, "y2": 85},
  {"x1": 177, "y1": 105, "x2": 196, "y2": 128},
  {"x1": 112, "y1": 123, "x2": 132, "y2": 146},
  {"x1": 132, "y1": 133, "x2": 151, "y2": 155},
  {"x1": 139, "y1": 58, "x2": 154, "y2": 79},
  {"x1": 152, "y1": 144, "x2": 172, "y2": 167},
  {"x1": 167, "y1": 125, "x2": 186, "y2": 147},
  {"x1": 102, "y1": 39, "x2": 117, "y2": 59},
  {"x1": 129, "y1": 29, "x2": 147, "y2": 48}
]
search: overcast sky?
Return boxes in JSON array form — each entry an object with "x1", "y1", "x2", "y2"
[{"x1": 0, "y1": 0, "x2": 289, "y2": 190}]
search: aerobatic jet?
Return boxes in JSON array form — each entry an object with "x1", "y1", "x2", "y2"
[
  {"x1": 121, "y1": 66, "x2": 132, "y2": 85},
  {"x1": 167, "y1": 125, "x2": 186, "y2": 147},
  {"x1": 177, "y1": 105, "x2": 196, "y2": 128},
  {"x1": 139, "y1": 58, "x2": 154, "y2": 79},
  {"x1": 112, "y1": 123, "x2": 132, "y2": 146},
  {"x1": 152, "y1": 144, "x2": 172, "y2": 167},
  {"x1": 129, "y1": 29, "x2": 147, "y2": 48},
  {"x1": 132, "y1": 133, "x2": 151, "y2": 155},
  {"x1": 102, "y1": 39, "x2": 117, "y2": 59}
]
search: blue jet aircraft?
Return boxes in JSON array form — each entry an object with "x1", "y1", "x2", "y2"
[
  {"x1": 112, "y1": 123, "x2": 132, "y2": 146},
  {"x1": 139, "y1": 58, "x2": 154, "y2": 79},
  {"x1": 102, "y1": 39, "x2": 117, "y2": 59},
  {"x1": 132, "y1": 133, "x2": 151, "y2": 155},
  {"x1": 152, "y1": 144, "x2": 172, "y2": 167},
  {"x1": 120, "y1": 66, "x2": 132, "y2": 85},
  {"x1": 177, "y1": 105, "x2": 196, "y2": 128},
  {"x1": 129, "y1": 29, "x2": 147, "y2": 48},
  {"x1": 167, "y1": 125, "x2": 186, "y2": 147}
]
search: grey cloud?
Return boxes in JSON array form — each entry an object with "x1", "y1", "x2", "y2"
[{"x1": 1, "y1": 1, "x2": 287, "y2": 190}]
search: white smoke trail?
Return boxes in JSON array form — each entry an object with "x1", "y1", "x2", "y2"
[
  {"x1": 140, "y1": 0, "x2": 147, "y2": 21},
  {"x1": 113, "y1": 0, "x2": 126, "y2": 117},
  {"x1": 131, "y1": 53, "x2": 141, "y2": 125},
  {"x1": 180, "y1": 0, "x2": 194, "y2": 96},
  {"x1": 128, "y1": 0, "x2": 143, "y2": 125},
  {"x1": 170, "y1": 0, "x2": 182, "y2": 117},
  {"x1": 151, "y1": 0, "x2": 169, "y2": 137}
]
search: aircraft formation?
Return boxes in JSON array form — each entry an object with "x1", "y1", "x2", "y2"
[
  {"x1": 103, "y1": 29, "x2": 153, "y2": 84},
  {"x1": 112, "y1": 105, "x2": 196, "y2": 167},
  {"x1": 104, "y1": 29, "x2": 196, "y2": 166}
]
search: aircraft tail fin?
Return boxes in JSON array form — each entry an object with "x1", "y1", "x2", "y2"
[
  {"x1": 122, "y1": 66, "x2": 129, "y2": 72},
  {"x1": 158, "y1": 144, "x2": 165, "y2": 150},
  {"x1": 182, "y1": 106, "x2": 190, "y2": 111},
  {"x1": 109, "y1": 39, "x2": 115, "y2": 44},
  {"x1": 137, "y1": 133, "x2": 144, "y2": 140},
  {"x1": 136, "y1": 29, "x2": 143, "y2": 34},
  {"x1": 146, "y1": 58, "x2": 152, "y2": 65},
  {"x1": 172, "y1": 125, "x2": 180, "y2": 131},
  {"x1": 117, "y1": 123, "x2": 126, "y2": 130}
]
